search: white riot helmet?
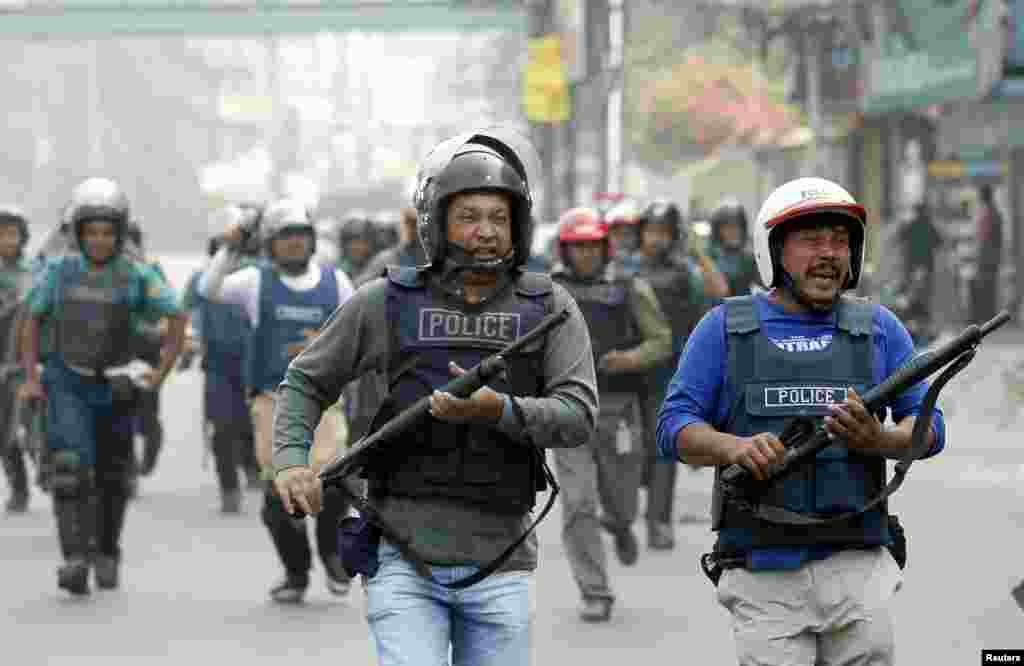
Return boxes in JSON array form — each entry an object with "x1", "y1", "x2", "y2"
[
  {"x1": 261, "y1": 198, "x2": 316, "y2": 274},
  {"x1": 753, "y1": 177, "x2": 867, "y2": 290}
]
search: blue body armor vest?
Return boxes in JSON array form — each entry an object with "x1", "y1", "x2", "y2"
[
  {"x1": 712, "y1": 295, "x2": 889, "y2": 551},
  {"x1": 366, "y1": 267, "x2": 551, "y2": 516},
  {"x1": 248, "y1": 264, "x2": 338, "y2": 393},
  {"x1": 199, "y1": 294, "x2": 250, "y2": 378},
  {"x1": 552, "y1": 274, "x2": 643, "y2": 396},
  {"x1": 55, "y1": 259, "x2": 135, "y2": 374}
]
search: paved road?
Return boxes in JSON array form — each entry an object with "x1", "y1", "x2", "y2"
[{"x1": 3, "y1": 256, "x2": 1023, "y2": 665}]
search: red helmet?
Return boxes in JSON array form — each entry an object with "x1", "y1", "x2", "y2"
[
  {"x1": 558, "y1": 207, "x2": 608, "y2": 242},
  {"x1": 605, "y1": 199, "x2": 640, "y2": 226}
]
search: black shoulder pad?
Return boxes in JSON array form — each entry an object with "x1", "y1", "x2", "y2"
[
  {"x1": 386, "y1": 265, "x2": 425, "y2": 288},
  {"x1": 836, "y1": 295, "x2": 873, "y2": 336},
  {"x1": 724, "y1": 295, "x2": 759, "y2": 334},
  {"x1": 515, "y1": 271, "x2": 553, "y2": 297}
]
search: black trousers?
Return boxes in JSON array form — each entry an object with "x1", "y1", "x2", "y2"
[
  {"x1": 642, "y1": 387, "x2": 676, "y2": 526},
  {"x1": 3, "y1": 444, "x2": 28, "y2": 497},
  {"x1": 134, "y1": 388, "x2": 163, "y2": 476},
  {"x1": 53, "y1": 398, "x2": 134, "y2": 562},
  {"x1": 261, "y1": 483, "x2": 350, "y2": 581},
  {"x1": 204, "y1": 369, "x2": 257, "y2": 493},
  {"x1": 0, "y1": 379, "x2": 28, "y2": 498}
]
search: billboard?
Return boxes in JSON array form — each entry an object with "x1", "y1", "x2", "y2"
[{"x1": 0, "y1": 1, "x2": 526, "y2": 37}]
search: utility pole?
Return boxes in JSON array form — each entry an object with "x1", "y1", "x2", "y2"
[
  {"x1": 563, "y1": 0, "x2": 586, "y2": 209},
  {"x1": 804, "y1": 24, "x2": 827, "y2": 178},
  {"x1": 586, "y1": 0, "x2": 609, "y2": 200},
  {"x1": 528, "y1": 0, "x2": 558, "y2": 222},
  {"x1": 86, "y1": 39, "x2": 104, "y2": 173},
  {"x1": 607, "y1": 0, "x2": 625, "y2": 195},
  {"x1": 266, "y1": 33, "x2": 284, "y2": 196}
]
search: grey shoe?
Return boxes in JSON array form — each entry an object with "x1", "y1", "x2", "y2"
[
  {"x1": 58, "y1": 559, "x2": 90, "y2": 596},
  {"x1": 94, "y1": 555, "x2": 119, "y2": 590},
  {"x1": 579, "y1": 597, "x2": 613, "y2": 623},
  {"x1": 270, "y1": 575, "x2": 308, "y2": 604}
]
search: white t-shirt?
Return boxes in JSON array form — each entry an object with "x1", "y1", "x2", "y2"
[{"x1": 198, "y1": 251, "x2": 354, "y2": 327}]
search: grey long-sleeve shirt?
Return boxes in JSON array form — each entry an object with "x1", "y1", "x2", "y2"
[{"x1": 272, "y1": 272, "x2": 598, "y2": 570}]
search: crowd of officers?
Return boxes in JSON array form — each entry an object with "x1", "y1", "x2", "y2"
[
  {"x1": 1, "y1": 170, "x2": 756, "y2": 598},
  {"x1": 1, "y1": 126, "x2": 940, "y2": 666}
]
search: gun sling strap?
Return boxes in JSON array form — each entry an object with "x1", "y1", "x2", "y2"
[
  {"x1": 335, "y1": 437, "x2": 558, "y2": 590},
  {"x1": 740, "y1": 346, "x2": 974, "y2": 526}
]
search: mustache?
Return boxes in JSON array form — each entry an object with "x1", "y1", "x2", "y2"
[{"x1": 807, "y1": 261, "x2": 840, "y2": 275}]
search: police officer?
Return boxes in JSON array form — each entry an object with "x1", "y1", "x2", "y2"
[
  {"x1": 707, "y1": 198, "x2": 761, "y2": 296},
  {"x1": 272, "y1": 127, "x2": 597, "y2": 665},
  {"x1": 182, "y1": 211, "x2": 261, "y2": 513},
  {"x1": 200, "y1": 198, "x2": 355, "y2": 602},
  {"x1": 372, "y1": 209, "x2": 401, "y2": 254},
  {"x1": 337, "y1": 212, "x2": 377, "y2": 278},
  {"x1": 635, "y1": 199, "x2": 728, "y2": 548},
  {"x1": 551, "y1": 207, "x2": 671, "y2": 622},
  {"x1": 19, "y1": 178, "x2": 186, "y2": 595},
  {"x1": 356, "y1": 206, "x2": 427, "y2": 285},
  {"x1": 0, "y1": 205, "x2": 33, "y2": 513},
  {"x1": 657, "y1": 177, "x2": 946, "y2": 665},
  {"x1": 603, "y1": 199, "x2": 642, "y2": 275}
]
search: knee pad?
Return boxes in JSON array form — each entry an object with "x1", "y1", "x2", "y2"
[{"x1": 52, "y1": 450, "x2": 91, "y2": 499}]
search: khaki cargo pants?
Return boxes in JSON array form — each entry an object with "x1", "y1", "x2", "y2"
[{"x1": 716, "y1": 547, "x2": 902, "y2": 666}]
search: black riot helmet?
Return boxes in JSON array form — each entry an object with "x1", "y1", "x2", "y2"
[
  {"x1": 0, "y1": 204, "x2": 30, "y2": 256},
  {"x1": 639, "y1": 198, "x2": 685, "y2": 254},
  {"x1": 339, "y1": 212, "x2": 376, "y2": 245},
  {"x1": 709, "y1": 197, "x2": 749, "y2": 248},
  {"x1": 372, "y1": 210, "x2": 401, "y2": 250},
  {"x1": 67, "y1": 177, "x2": 131, "y2": 259},
  {"x1": 412, "y1": 126, "x2": 540, "y2": 272}
]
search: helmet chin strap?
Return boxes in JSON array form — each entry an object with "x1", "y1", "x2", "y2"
[{"x1": 442, "y1": 242, "x2": 517, "y2": 274}]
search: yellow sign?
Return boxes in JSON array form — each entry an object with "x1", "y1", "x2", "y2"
[
  {"x1": 928, "y1": 160, "x2": 965, "y2": 178},
  {"x1": 523, "y1": 33, "x2": 570, "y2": 123}
]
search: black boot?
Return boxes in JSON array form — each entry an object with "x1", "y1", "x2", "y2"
[
  {"x1": 93, "y1": 554, "x2": 119, "y2": 590},
  {"x1": 57, "y1": 558, "x2": 90, "y2": 596},
  {"x1": 54, "y1": 496, "x2": 95, "y2": 596},
  {"x1": 95, "y1": 483, "x2": 129, "y2": 574},
  {"x1": 3, "y1": 447, "x2": 29, "y2": 513}
]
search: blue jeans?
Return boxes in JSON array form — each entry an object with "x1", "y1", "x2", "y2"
[
  {"x1": 43, "y1": 361, "x2": 132, "y2": 468},
  {"x1": 366, "y1": 539, "x2": 534, "y2": 666}
]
